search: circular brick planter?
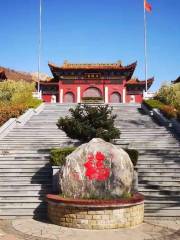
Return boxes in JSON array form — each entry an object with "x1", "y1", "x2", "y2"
[{"x1": 47, "y1": 193, "x2": 144, "y2": 229}]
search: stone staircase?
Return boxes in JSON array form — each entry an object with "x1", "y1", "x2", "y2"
[
  {"x1": 0, "y1": 103, "x2": 77, "y2": 218},
  {"x1": 113, "y1": 104, "x2": 180, "y2": 218},
  {"x1": 0, "y1": 103, "x2": 179, "y2": 219}
]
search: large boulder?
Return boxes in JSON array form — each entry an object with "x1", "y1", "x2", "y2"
[{"x1": 60, "y1": 138, "x2": 134, "y2": 199}]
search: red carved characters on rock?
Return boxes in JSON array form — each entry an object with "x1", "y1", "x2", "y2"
[{"x1": 84, "y1": 152, "x2": 110, "y2": 181}]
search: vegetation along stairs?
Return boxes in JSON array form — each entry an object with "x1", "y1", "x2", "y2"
[
  {"x1": 0, "y1": 103, "x2": 179, "y2": 219},
  {"x1": 0, "y1": 103, "x2": 77, "y2": 218}
]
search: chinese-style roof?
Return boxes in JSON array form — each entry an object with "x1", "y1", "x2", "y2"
[
  {"x1": 172, "y1": 76, "x2": 180, "y2": 84},
  {"x1": 126, "y1": 77, "x2": 154, "y2": 90},
  {"x1": 49, "y1": 61, "x2": 137, "y2": 70},
  {"x1": 48, "y1": 60, "x2": 137, "y2": 81}
]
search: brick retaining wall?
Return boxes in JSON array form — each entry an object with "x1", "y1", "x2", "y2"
[{"x1": 47, "y1": 195, "x2": 144, "y2": 229}]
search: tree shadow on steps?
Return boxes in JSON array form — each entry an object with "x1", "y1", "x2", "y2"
[
  {"x1": 30, "y1": 148, "x2": 52, "y2": 220},
  {"x1": 30, "y1": 143, "x2": 81, "y2": 220}
]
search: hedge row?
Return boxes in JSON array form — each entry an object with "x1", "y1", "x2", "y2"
[
  {"x1": 50, "y1": 147, "x2": 139, "y2": 167},
  {"x1": 142, "y1": 99, "x2": 165, "y2": 110},
  {"x1": 50, "y1": 147, "x2": 77, "y2": 166},
  {"x1": 143, "y1": 99, "x2": 180, "y2": 120},
  {"x1": 82, "y1": 97, "x2": 104, "y2": 101}
]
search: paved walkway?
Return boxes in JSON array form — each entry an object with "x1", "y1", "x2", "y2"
[{"x1": 0, "y1": 219, "x2": 180, "y2": 240}]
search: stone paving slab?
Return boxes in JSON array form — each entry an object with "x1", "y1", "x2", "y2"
[
  {"x1": 11, "y1": 219, "x2": 180, "y2": 240},
  {"x1": 0, "y1": 219, "x2": 180, "y2": 240}
]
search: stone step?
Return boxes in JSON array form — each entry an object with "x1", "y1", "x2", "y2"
[
  {"x1": 139, "y1": 186, "x2": 180, "y2": 191},
  {"x1": 139, "y1": 189, "x2": 180, "y2": 196},
  {"x1": 0, "y1": 177, "x2": 51, "y2": 183},
  {"x1": 0, "y1": 165, "x2": 50, "y2": 168},
  {"x1": 0, "y1": 155, "x2": 50, "y2": 159},
  {"x1": 138, "y1": 156, "x2": 180, "y2": 159},
  {"x1": 139, "y1": 172, "x2": 180, "y2": 177},
  {"x1": 0, "y1": 184, "x2": 51, "y2": 190},
  {"x1": 144, "y1": 210, "x2": 180, "y2": 217},
  {"x1": 0, "y1": 150, "x2": 51, "y2": 154},
  {"x1": 0, "y1": 191, "x2": 50, "y2": 196},
  {"x1": 0, "y1": 168, "x2": 51, "y2": 173},
  {"x1": 138, "y1": 165, "x2": 180, "y2": 169},
  {"x1": 0, "y1": 172, "x2": 51, "y2": 177},
  {"x1": 0, "y1": 196, "x2": 45, "y2": 201},
  {"x1": 145, "y1": 206, "x2": 180, "y2": 210},
  {"x1": 139, "y1": 183, "x2": 180, "y2": 187},
  {"x1": 138, "y1": 168, "x2": 180, "y2": 172},
  {"x1": 0, "y1": 208, "x2": 47, "y2": 216},
  {"x1": 0, "y1": 156, "x2": 49, "y2": 159},
  {"x1": 139, "y1": 180, "x2": 180, "y2": 186},
  {"x1": 0, "y1": 202, "x2": 46, "y2": 208},
  {"x1": 143, "y1": 195, "x2": 180, "y2": 201},
  {"x1": 0, "y1": 199, "x2": 43, "y2": 203},
  {"x1": 139, "y1": 176, "x2": 180, "y2": 181}
]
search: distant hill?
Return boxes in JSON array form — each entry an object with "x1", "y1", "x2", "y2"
[{"x1": 0, "y1": 66, "x2": 50, "y2": 82}]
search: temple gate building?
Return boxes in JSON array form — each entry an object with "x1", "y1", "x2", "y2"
[{"x1": 40, "y1": 60, "x2": 154, "y2": 103}]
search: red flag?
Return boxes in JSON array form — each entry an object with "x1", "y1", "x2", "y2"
[{"x1": 144, "y1": 0, "x2": 152, "y2": 12}]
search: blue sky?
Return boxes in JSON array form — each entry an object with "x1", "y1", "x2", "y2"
[{"x1": 1, "y1": 0, "x2": 180, "y2": 91}]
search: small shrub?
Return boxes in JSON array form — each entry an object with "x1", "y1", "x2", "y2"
[
  {"x1": 121, "y1": 192, "x2": 132, "y2": 199},
  {"x1": 57, "y1": 104, "x2": 120, "y2": 143},
  {"x1": 49, "y1": 147, "x2": 138, "y2": 167},
  {"x1": 143, "y1": 99, "x2": 164, "y2": 110},
  {"x1": 50, "y1": 147, "x2": 76, "y2": 166},
  {"x1": 160, "y1": 105, "x2": 177, "y2": 119},
  {"x1": 155, "y1": 84, "x2": 178, "y2": 107},
  {"x1": 124, "y1": 149, "x2": 139, "y2": 166}
]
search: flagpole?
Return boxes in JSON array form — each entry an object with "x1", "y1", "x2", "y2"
[
  {"x1": 143, "y1": 0, "x2": 148, "y2": 93},
  {"x1": 37, "y1": 0, "x2": 42, "y2": 94}
]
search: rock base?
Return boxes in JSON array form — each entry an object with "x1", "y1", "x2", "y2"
[{"x1": 47, "y1": 194, "x2": 144, "y2": 229}]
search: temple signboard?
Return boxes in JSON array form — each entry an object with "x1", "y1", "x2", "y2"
[{"x1": 62, "y1": 79, "x2": 123, "y2": 84}]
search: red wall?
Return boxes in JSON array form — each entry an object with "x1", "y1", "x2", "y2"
[
  {"x1": 60, "y1": 80, "x2": 126, "y2": 103},
  {"x1": 126, "y1": 94, "x2": 143, "y2": 103},
  {"x1": 41, "y1": 80, "x2": 144, "y2": 103},
  {"x1": 42, "y1": 95, "x2": 52, "y2": 102}
]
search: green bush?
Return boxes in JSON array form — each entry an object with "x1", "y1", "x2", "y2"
[
  {"x1": 50, "y1": 147, "x2": 76, "y2": 166},
  {"x1": 143, "y1": 99, "x2": 165, "y2": 110},
  {"x1": 57, "y1": 104, "x2": 120, "y2": 143},
  {"x1": 121, "y1": 192, "x2": 132, "y2": 199},
  {"x1": 49, "y1": 147, "x2": 138, "y2": 167},
  {"x1": 155, "y1": 84, "x2": 180, "y2": 108},
  {"x1": 123, "y1": 149, "x2": 139, "y2": 166}
]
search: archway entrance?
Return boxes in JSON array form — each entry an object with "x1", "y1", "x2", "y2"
[
  {"x1": 64, "y1": 92, "x2": 75, "y2": 103},
  {"x1": 83, "y1": 87, "x2": 102, "y2": 98},
  {"x1": 110, "y1": 92, "x2": 122, "y2": 103}
]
